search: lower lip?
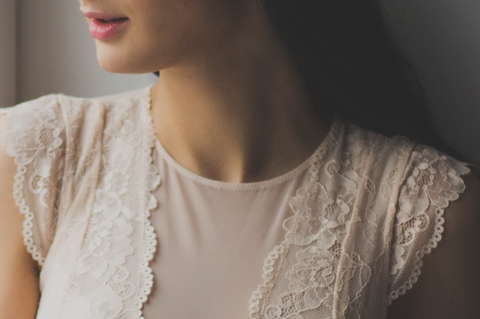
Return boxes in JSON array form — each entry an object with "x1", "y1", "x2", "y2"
[{"x1": 89, "y1": 18, "x2": 129, "y2": 40}]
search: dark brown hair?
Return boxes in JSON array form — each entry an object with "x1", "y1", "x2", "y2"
[{"x1": 154, "y1": 0, "x2": 465, "y2": 160}]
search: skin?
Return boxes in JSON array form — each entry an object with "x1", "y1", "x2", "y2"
[
  {"x1": 79, "y1": 0, "x2": 331, "y2": 183},
  {"x1": 0, "y1": 114, "x2": 40, "y2": 319},
  {"x1": 0, "y1": 0, "x2": 479, "y2": 317}
]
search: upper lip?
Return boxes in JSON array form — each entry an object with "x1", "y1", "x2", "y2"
[{"x1": 81, "y1": 11, "x2": 128, "y2": 20}]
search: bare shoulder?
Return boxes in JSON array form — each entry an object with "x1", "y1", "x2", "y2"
[
  {"x1": 0, "y1": 114, "x2": 40, "y2": 319},
  {"x1": 387, "y1": 169, "x2": 480, "y2": 318}
]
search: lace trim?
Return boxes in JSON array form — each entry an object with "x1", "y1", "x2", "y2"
[
  {"x1": 137, "y1": 85, "x2": 162, "y2": 318},
  {"x1": 248, "y1": 242, "x2": 290, "y2": 316},
  {"x1": 2, "y1": 110, "x2": 46, "y2": 266},
  {"x1": 1, "y1": 96, "x2": 60, "y2": 268},
  {"x1": 387, "y1": 153, "x2": 472, "y2": 305},
  {"x1": 248, "y1": 121, "x2": 342, "y2": 318},
  {"x1": 14, "y1": 160, "x2": 47, "y2": 265}
]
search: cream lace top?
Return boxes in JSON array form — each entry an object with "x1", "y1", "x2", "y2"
[{"x1": 0, "y1": 84, "x2": 473, "y2": 319}]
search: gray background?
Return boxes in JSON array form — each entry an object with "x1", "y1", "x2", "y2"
[{"x1": 1, "y1": 0, "x2": 478, "y2": 166}]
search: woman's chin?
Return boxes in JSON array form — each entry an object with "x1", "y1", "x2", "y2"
[
  {"x1": 96, "y1": 56, "x2": 140, "y2": 74},
  {"x1": 96, "y1": 51, "x2": 160, "y2": 75}
]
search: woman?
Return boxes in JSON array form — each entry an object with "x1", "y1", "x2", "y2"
[{"x1": 1, "y1": 0, "x2": 479, "y2": 318}]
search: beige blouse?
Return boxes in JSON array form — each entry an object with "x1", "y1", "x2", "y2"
[
  {"x1": 0, "y1": 85, "x2": 474, "y2": 319},
  {"x1": 144, "y1": 135, "x2": 314, "y2": 319}
]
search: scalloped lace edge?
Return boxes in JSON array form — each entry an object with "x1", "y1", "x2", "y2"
[
  {"x1": 248, "y1": 234, "x2": 291, "y2": 317},
  {"x1": 137, "y1": 85, "x2": 161, "y2": 319},
  {"x1": 1, "y1": 107, "x2": 49, "y2": 268},
  {"x1": 387, "y1": 165, "x2": 472, "y2": 305},
  {"x1": 247, "y1": 127, "x2": 339, "y2": 318},
  {"x1": 15, "y1": 165, "x2": 47, "y2": 267}
]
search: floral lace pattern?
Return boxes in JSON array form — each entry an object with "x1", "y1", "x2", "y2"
[
  {"x1": 1, "y1": 95, "x2": 65, "y2": 267},
  {"x1": 59, "y1": 93, "x2": 161, "y2": 319},
  {"x1": 1, "y1": 89, "x2": 161, "y2": 319},
  {"x1": 0, "y1": 86, "x2": 473, "y2": 319},
  {"x1": 248, "y1": 124, "x2": 471, "y2": 319},
  {"x1": 387, "y1": 143, "x2": 471, "y2": 304}
]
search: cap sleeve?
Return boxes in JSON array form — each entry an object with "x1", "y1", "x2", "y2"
[
  {"x1": 1, "y1": 95, "x2": 66, "y2": 267},
  {"x1": 387, "y1": 143, "x2": 472, "y2": 304}
]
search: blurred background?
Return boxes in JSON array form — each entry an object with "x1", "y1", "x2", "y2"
[{"x1": 0, "y1": 0, "x2": 478, "y2": 166}]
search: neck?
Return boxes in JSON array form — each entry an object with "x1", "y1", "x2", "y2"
[{"x1": 149, "y1": 4, "x2": 331, "y2": 183}]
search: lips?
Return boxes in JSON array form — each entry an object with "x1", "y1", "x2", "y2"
[
  {"x1": 81, "y1": 11, "x2": 128, "y2": 21},
  {"x1": 88, "y1": 18, "x2": 129, "y2": 40},
  {"x1": 81, "y1": 11, "x2": 130, "y2": 40},
  {"x1": 97, "y1": 17, "x2": 129, "y2": 23}
]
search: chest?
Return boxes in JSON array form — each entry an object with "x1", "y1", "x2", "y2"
[
  {"x1": 142, "y1": 149, "x2": 312, "y2": 319},
  {"x1": 36, "y1": 118, "x2": 406, "y2": 319}
]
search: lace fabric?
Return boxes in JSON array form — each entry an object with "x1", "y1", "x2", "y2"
[
  {"x1": 0, "y1": 85, "x2": 473, "y2": 319},
  {"x1": 387, "y1": 143, "x2": 471, "y2": 304},
  {"x1": 1, "y1": 95, "x2": 65, "y2": 267}
]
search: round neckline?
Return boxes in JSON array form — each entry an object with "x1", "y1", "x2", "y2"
[{"x1": 144, "y1": 84, "x2": 341, "y2": 191}]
